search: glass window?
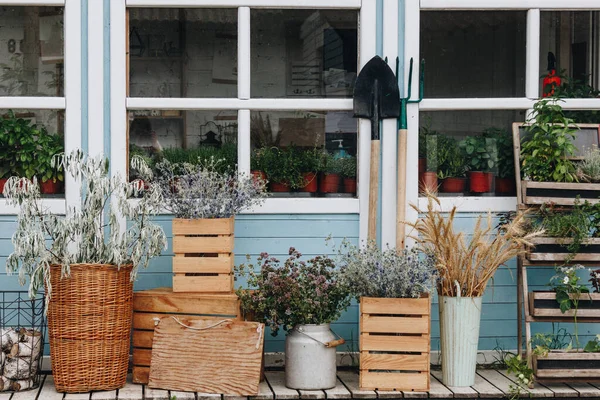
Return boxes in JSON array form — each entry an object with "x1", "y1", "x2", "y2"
[
  {"x1": 0, "y1": 6, "x2": 64, "y2": 97},
  {"x1": 129, "y1": 8, "x2": 238, "y2": 98},
  {"x1": 420, "y1": 11, "x2": 526, "y2": 98},
  {"x1": 251, "y1": 10, "x2": 358, "y2": 98},
  {"x1": 418, "y1": 110, "x2": 525, "y2": 197}
]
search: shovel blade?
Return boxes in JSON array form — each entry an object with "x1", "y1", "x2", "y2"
[{"x1": 353, "y1": 56, "x2": 401, "y2": 119}]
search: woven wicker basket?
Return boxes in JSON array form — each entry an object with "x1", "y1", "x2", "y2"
[{"x1": 47, "y1": 264, "x2": 133, "y2": 393}]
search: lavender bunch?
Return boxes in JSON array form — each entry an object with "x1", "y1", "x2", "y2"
[
  {"x1": 155, "y1": 158, "x2": 268, "y2": 219},
  {"x1": 336, "y1": 240, "x2": 437, "y2": 299}
]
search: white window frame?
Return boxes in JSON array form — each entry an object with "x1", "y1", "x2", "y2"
[
  {"x1": 111, "y1": 0, "x2": 375, "y2": 241},
  {"x1": 406, "y1": 0, "x2": 600, "y2": 214},
  {"x1": 0, "y1": 0, "x2": 82, "y2": 215}
]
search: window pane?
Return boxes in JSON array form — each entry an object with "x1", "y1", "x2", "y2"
[
  {"x1": 418, "y1": 110, "x2": 525, "y2": 197},
  {"x1": 420, "y1": 11, "x2": 526, "y2": 98},
  {"x1": 0, "y1": 7, "x2": 64, "y2": 96},
  {"x1": 128, "y1": 9, "x2": 237, "y2": 98},
  {"x1": 251, "y1": 10, "x2": 358, "y2": 98},
  {"x1": 250, "y1": 110, "x2": 357, "y2": 197},
  {"x1": 540, "y1": 11, "x2": 600, "y2": 103},
  {"x1": 0, "y1": 109, "x2": 65, "y2": 197}
]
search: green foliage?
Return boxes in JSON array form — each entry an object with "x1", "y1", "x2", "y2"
[
  {"x1": 418, "y1": 119, "x2": 438, "y2": 159},
  {"x1": 459, "y1": 136, "x2": 497, "y2": 172},
  {"x1": 437, "y1": 136, "x2": 467, "y2": 179},
  {"x1": 578, "y1": 145, "x2": 600, "y2": 182},
  {"x1": 521, "y1": 99, "x2": 578, "y2": 182},
  {"x1": 297, "y1": 147, "x2": 323, "y2": 173},
  {"x1": 551, "y1": 70, "x2": 600, "y2": 123},
  {"x1": 531, "y1": 327, "x2": 574, "y2": 357},
  {"x1": 260, "y1": 147, "x2": 304, "y2": 189},
  {"x1": 161, "y1": 143, "x2": 237, "y2": 174},
  {"x1": 322, "y1": 153, "x2": 344, "y2": 175},
  {"x1": 584, "y1": 335, "x2": 600, "y2": 352},
  {"x1": 550, "y1": 266, "x2": 590, "y2": 348},
  {"x1": 484, "y1": 127, "x2": 514, "y2": 179},
  {"x1": 505, "y1": 353, "x2": 534, "y2": 400},
  {"x1": 424, "y1": 135, "x2": 438, "y2": 172},
  {"x1": 340, "y1": 156, "x2": 357, "y2": 179}
]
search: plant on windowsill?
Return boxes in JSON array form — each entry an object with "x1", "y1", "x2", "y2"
[
  {"x1": 235, "y1": 247, "x2": 350, "y2": 390},
  {"x1": 319, "y1": 153, "x2": 344, "y2": 194},
  {"x1": 335, "y1": 240, "x2": 436, "y2": 391},
  {"x1": 297, "y1": 147, "x2": 321, "y2": 194},
  {"x1": 261, "y1": 147, "x2": 303, "y2": 193},
  {"x1": 340, "y1": 155, "x2": 357, "y2": 194},
  {"x1": 36, "y1": 131, "x2": 65, "y2": 195},
  {"x1": 251, "y1": 147, "x2": 267, "y2": 183},
  {"x1": 484, "y1": 127, "x2": 516, "y2": 195},
  {"x1": 437, "y1": 136, "x2": 467, "y2": 194},
  {"x1": 421, "y1": 134, "x2": 439, "y2": 194},
  {"x1": 3, "y1": 150, "x2": 167, "y2": 393},
  {"x1": 459, "y1": 135, "x2": 497, "y2": 194}
]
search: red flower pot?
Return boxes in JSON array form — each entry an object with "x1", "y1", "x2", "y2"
[
  {"x1": 418, "y1": 158, "x2": 427, "y2": 176},
  {"x1": 251, "y1": 170, "x2": 267, "y2": 184},
  {"x1": 40, "y1": 180, "x2": 64, "y2": 195},
  {"x1": 299, "y1": 172, "x2": 318, "y2": 193},
  {"x1": 420, "y1": 171, "x2": 438, "y2": 194},
  {"x1": 468, "y1": 171, "x2": 492, "y2": 193},
  {"x1": 495, "y1": 177, "x2": 516, "y2": 195},
  {"x1": 343, "y1": 178, "x2": 357, "y2": 194},
  {"x1": 270, "y1": 181, "x2": 290, "y2": 192},
  {"x1": 0, "y1": 178, "x2": 7, "y2": 195},
  {"x1": 320, "y1": 173, "x2": 340, "y2": 193},
  {"x1": 440, "y1": 177, "x2": 466, "y2": 193}
]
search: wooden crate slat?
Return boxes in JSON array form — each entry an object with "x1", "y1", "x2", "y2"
[
  {"x1": 524, "y1": 181, "x2": 600, "y2": 191},
  {"x1": 132, "y1": 366, "x2": 150, "y2": 384},
  {"x1": 536, "y1": 369, "x2": 600, "y2": 379},
  {"x1": 132, "y1": 347, "x2": 152, "y2": 366},
  {"x1": 173, "y1": 274, "x2": 233, "y2": 293},
  {"x1": 529, "y1": 292, "x2": 600, "y2": 318},
  {"x1": 134, "y1": 288, "x2": 240, "y2": 314},
  {"x1": 530, "y1": 237, "x2": 600, "y2": 245},
  {"x1": 360, "y1": 296, "x2": 430, "y2": 315},
  {"x1": 361, "y1": 334, "x2": 429, "y2": 353},
  {"x1": 360, "y1": 353, "x2": 428, "y2": 371},
  {"x1": 524, "y1": 196, "x2": 600, "y2": 205},
  {"x1": 173, "y1": 236, "x2": 234, "y2": 254},
  {"x1": 528, "y1": 253, "x2": 600, "y2": 262},
  {"x1": 361, "y1": 315, "x2": 428, "y2": 334},
  {"x1": 542, "y1": 352, "x2": 600, "y2": 360},
  {"x1": 173, "y1": 255, "x2": 234, "y2": 273},
  {"x1": 360, "y1": 371, "x2": 428, "y2": 392},
  {"x1": 133, "y1": 329, "x2": 154, "y2": 348},
  {"x1": 173, "y1": 217, "x2": 234, "y2": 235},
  {"x1": 134, "y1": 311, "x2": 225, "y2": 330}
]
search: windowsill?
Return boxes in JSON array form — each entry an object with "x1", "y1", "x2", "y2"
[
  {"x1": 0, "y1": 198, "x2": 66, "y2": 216},
  {"x1": 417, "y1": 196, "x2": 517, "y2": 213}
]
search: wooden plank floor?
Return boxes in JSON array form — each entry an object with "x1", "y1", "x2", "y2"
[{"x1": 5, "y1": 370, "x2": 600, "y2": 399}]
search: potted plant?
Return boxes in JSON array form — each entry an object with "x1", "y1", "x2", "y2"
[
  {"x1": 3, "y1": 150, "x2": 167, "y2": 393},
  {"x1": 155, "y1": 158, "x2": 268, "y2": 292},
  {"x1": 418, "y1": 121, "x2": 437, "y2": 187},
  {"x1": 437, "y1": 136, "x2": 467, "y2": 193},
  {"x1": 251, "y1": 148, "x2": 267, "y2": 183},
  {"x1": 459, "y1": 135, "x2": 497, "y2": 193},
  {"x1": 297, "y1": 147, "x2": 320, "y2": 193},
  {"x1": 320, "y1": 153, "x2": 343, "y2": 194},
  {"x1": 36, "y1": 132, "x2": 65, "y2": 195},
  {"x1": 407, "y1": 193, "x2": 542, "y2": 387},
  {"x1": 261, "y1": 147, "x2": 302, "y2": 193},
  {"x1": 421, "y1": 134, "x2": 439, "y2": 194},
  {"x1": 337, "y1": 241, "x2": 436, "y2": 391},
  {"x1": 340, "y1": 156, "x2": 357, "y2": 194},
  {"x1": 484, "y1": 127, "x2": 515, "y2": 195},
  {"x1": 235, "y1": 248, "x2": 350, "y2": 390}
]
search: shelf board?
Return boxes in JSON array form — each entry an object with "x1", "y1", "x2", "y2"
[{"x1": 130, "y1": 56, "x2": 183, "y2": 61}]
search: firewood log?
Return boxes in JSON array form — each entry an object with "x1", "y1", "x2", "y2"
[
  {"x1": 0, "y1": 329, "x2": 18, "y2": 352},
  {"x1": 3, "y1": 357, "x2": 34, "y2": 380},
  {"x1": 9, "y1": 379, "x2": 34, "y2": 391},
  {"x1": 0, "y1": 352, "x2": 5, "y2": 374},
  {"x1": 9, "y1": 331, "x2": 42, "y2": 359},
  {"x1": 0, "y1": 376, "x2": 9, "y2": 391}
]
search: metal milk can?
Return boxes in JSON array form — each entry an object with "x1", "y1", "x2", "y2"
[{"x1": 284, "y1": 323, "x2": 345, "y2": 390}]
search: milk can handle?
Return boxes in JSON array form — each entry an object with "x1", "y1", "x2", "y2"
[{"x1": 294, "y1": 326, "x2": 346, "y2": 348}]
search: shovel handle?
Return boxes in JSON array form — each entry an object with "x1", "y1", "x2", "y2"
[
  {"x1": 396, "y1": 128, "x2": 408, "y2": 249},
  {"x1": 325, "y1": 338, "x2": 346, "y2": 348},
  {"x1": 368, "y1": 140, "x2": 380, "y2": 242}
]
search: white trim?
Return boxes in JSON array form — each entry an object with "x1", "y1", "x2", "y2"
[
  {"x1": 417, "y1": 196, "x2": 518, "y2": 213},
  {"x1": 560, "y1": 98, "x2": 600, "y2": 109},
  {"x1": 421, "y1": 0, "x2": 600, "y2": 10},
  {"x1": 238, "y1": 109, "x2": 250, "y2": 174},
  {"x1": 525, "y1": 9, "x2": 540, "y2": 99},
  {"x1": 358, "y1": 0, "x2": 376, "y2": 243},
  {"x1": 126, "y1": 0, "x2": 361, "y2": 8},
  {"x1": 126, "y1": 98, "x2": 353, "y2": 111},
  {"x1": 420, "y1": 98, "x2": 535, "y2": 111},
  {"x1": 0, "y1": 0, "x2": 64, "y2": 4},
  {"x1": 87, "y1": 0, "x2": 104, "y2": 157},
  {"x1": 238, "y1": 7, "x2": 250, "y2": 100},
  {"x1": 380, "y1": 0, "x2": 399, "y2": 247},
  {"x1": 0, "y1": 97, "x2": 65, "y2": 110},
  {"x1": 244, "y1": 198, "x2": 359, "y2": 214},
  {"x1": 0, "y1": 199, "x2": 66, "y2": 215}
]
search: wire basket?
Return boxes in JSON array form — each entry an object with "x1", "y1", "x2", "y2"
[{"x1": 0, "y1": 291, "x2": 45, "y2": 392}]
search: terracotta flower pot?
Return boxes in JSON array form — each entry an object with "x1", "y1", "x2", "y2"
[
  {"x1": 343, "y1": 178, "x2": 357, "y2": 194},
  {"x1": 468, "y1": 171, "x2": 492, "y2": 193},
  {"x1": 0, "y1": 178, "x2": 7, "y2": 195},
  {"x1": 299, "y1": 172, "x2": 318, "y2": 193},
  {"x1": 320, "y1": 173, "x2": 340, "y2": 193},
  {"x1": 440, "y1": 177, "x2": 466, "y2": 193},
  {"x1": 420, "y1": 171, "x2": 438, "y2": 194},
  {"x1": 270, "y1": 181, "x2": 290, "y2": 192},
  {"x1": 495, "y1": 177, "x2": 516, "y2": 195},
  {"x1": 251, "y1": 170, "x2": 267, "y2": 184},
  {"x1": 418, "y1": 158, "x2": 427, "y2": 176},
  {"x1": 40, "y1": 180, "x2": 64, "y2": 195}
]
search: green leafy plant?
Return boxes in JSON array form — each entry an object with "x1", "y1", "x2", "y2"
[
  {"x1": 424, "y1": 134, "x2": 439, "y2": 172},
  {"x1": 531, "y1": 327, "x2": 574, "y2": 357},
  {"x1": 418, "y1": 120, "x2": 438, "y2": 159},
  {"x1": 161, "y1": 144, "x2": 237, "y2": 175},
  {"x1": 521, "y1": 99, "x2": 578, "y2": 182},
  {"x1": 322, "y1": 153, "x2": 344, "y2": 175},
  {"x1": 437, "y1": 136, "x2": 467, "y2": 179},
  {"x1": 484, "y1": 127, "x2": 514, "y2": 179},
  {"x1": 578, "y1": 145, "x2": 600, "y2": 182},
  {"x1": 584, "y1": 335, "x2": 600, "y2": 353},
  {"x1": 340, "y1": 156, "x2": 357, "y2": 179},
  {"x1": 260, "y1": 147, "x2": 304, "y2": 189},
  {"x1": 297, "y1": 147, "x2": 322, "y2": 173},
  {"x1": 551, "y1": 70, "x2": 600, "y2": 123},
  {"x1": 459, "y1": 136, "x2": 497, "y2": 172},
  {"x1": 505, "y1": 354, "x2": 534, "y2": 400}
]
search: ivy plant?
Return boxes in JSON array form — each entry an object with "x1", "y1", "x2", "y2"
[{"x1": 459, "y1": 136, "x2": 497, "y2": 172}]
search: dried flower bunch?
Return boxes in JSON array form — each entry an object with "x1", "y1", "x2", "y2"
[
  {"x1": 155, "y1": 158, "x2": 268, "y2": 219},
  {"x1": 407, "y1": 193, "x2": 544, "y2": 297},
  {"x1": 336, "y1": 239, "x2": 436, "y2": 299},
  {"x1": 578, "y1": 145, "x2": 600, "y2": 183},
  {"x1": 235, "y1": 248, "x2": 351, "y2": 336},
  {"x1": 3, "y1": 150, "x2": 168, "y2": 299}
]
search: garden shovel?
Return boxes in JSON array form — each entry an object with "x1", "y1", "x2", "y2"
[{"x1": 353, "y1": 56, "x2": 401, "y2": 242}]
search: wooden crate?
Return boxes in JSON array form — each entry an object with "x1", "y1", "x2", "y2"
[
  {"x1": 521, "y1": 181, "x2": 600, "y2": 206},
  {"x1": 533, "y1": 351, "x2": 600, "y2": 381},
  {"x1": 359, "y1": 294, "x2": 430, "y2": 392},
  {"x1": 529, "y1": 291, "x2": 600, "y2": 319},
  {"x1": 527, "y1": 237, "x2": 600, "y2": 262},
  {"x1": 132, "y1": 287, "x2": 241, "y2": 384},
  {"x1": 172, "y1": 217, "x2": 234, "y2": 293}
]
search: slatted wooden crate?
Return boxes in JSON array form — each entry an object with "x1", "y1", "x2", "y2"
[
  {"x1": 528, "y1": 291, "x2": 600, "y2": 319},
  {"x1": 520, "y1": 181, "x2": 600, "y2": 206},
  {"x1": 359, "y1": 294, "x2": 430, "y2": 392},
  {"x1": 132, "y1": 287, "x2": 241, "y2": 384},
  {"x1": 526, "y1": 237, "x2": 600, "y2": 262},
  {"x1": 533, "y1": 351, "x2": 600, "y2": 381},
  {"x1": 172, "y1": 217, "x2": 234, "y2": 293}
]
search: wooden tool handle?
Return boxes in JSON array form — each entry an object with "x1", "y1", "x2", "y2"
[
  {"x1": 325, "y1": 338, "x2": 346, "y2": 348},
  {"x1": 396, "y1": 128, "x2": 408, "y2": 249},
  {"x1": 368, "y1": 140, "x2": 380, "y2": 242}
]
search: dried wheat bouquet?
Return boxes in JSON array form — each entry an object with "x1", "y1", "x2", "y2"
[{"x1": 407, "y1": 193, "x2": 543, "y2": 297}]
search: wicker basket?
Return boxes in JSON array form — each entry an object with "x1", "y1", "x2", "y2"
[{"x1": 47, "y1": 264, "x2": 133, "y2": 393}]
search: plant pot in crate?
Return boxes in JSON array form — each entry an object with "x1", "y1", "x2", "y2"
[
  {"x1": 343, "y1": 178, "x2": 357, "y2": 194},
  {"x1": 468, "y1": 171, "x2": 492, "y2": 193},
  {"x1": 420, "y1": 172, "x2": 438, "y2": 194},
  {"x1": 533, "y1": 351, "x2": 600, "y2": 381},
  {"x1": 528, "y1": 291, "x2": 600, "y2": 319},
  {"x1": 172, "y1": 217, "x2": 234, "y2": 293},
  {"x1": 48, "y1": 264, "x2": 133, "y2": 393},
  {"x1": 494, "y1": 177, "x2": 515, "y2": 195},
  {"x1": 440, "y1": 177, "x2": 466, "y2": 193},
  {"x1": 320, "y1": 173, "x2": 340, "y2": 193},
  {"x1": 40, "y1": 180, "x2": 64, "y2": 195},
  {"x1": 270, "y1": 181, "x2": 290, "y2": 192},
  {"x1": 359, "y1": 295, "x2": 430, "y2": 391},
  {"x1": 526, "y1": 238, "x2": 600, "y2": 263},
  {"x1": 299, "y1": 172, "x2": 318, "y2": 193}
]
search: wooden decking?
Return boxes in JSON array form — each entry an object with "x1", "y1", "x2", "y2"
[{"x1": 4, "y1": 369, "x2": 600, "y2": 400}]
